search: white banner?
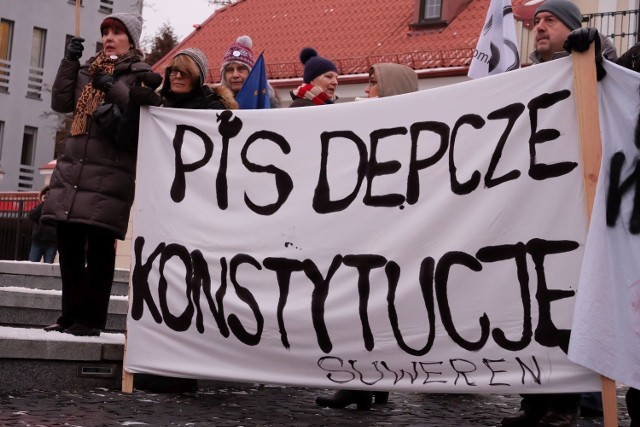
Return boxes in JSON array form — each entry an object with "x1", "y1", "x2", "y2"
[
  {"x1": 568, "y1": 61, "x2": 640, "y2": 390},
  {"x1": 125, "y1": 57, "x2": 603, "y2": 393}
]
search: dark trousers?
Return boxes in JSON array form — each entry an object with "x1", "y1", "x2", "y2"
[
  {"x1": 56, "y1": 222, "x2": 116, "y2": 330},
  {"x1": 519, "y1": 393, "x2": 581, "y2": 415},
  {"x1": 628, "y1": 387, "x2": 640, "y2": 426}
]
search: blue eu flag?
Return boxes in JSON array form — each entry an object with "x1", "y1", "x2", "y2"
[{"x1": 236, "y1": 53, "x2": 270, "y2": 109}]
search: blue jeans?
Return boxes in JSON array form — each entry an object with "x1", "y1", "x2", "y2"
[{"x1": 29, "y1": 242, "x2": 57, "y2": 263}]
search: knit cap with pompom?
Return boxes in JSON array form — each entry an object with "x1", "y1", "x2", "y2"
[
  {"x1": 222, "y1": 35, "x2": 255, "y2": 72},
  {"x1": 299, "y1": 47, "x2": 337, "y2": 83}
]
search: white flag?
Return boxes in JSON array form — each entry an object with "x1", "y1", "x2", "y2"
[{"x1": 468, "y1": 0, "x2": 520, "y2": 79}]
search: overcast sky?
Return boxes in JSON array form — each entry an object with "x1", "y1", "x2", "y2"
[{"x1": 141, "y1": 0, "x2": 217, "y2": 44}]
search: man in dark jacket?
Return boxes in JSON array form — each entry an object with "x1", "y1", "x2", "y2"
[{"x1": 502, "y1": 3, "x2": 607, "y2": 426}]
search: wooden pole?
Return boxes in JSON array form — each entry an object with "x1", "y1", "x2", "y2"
[
  {"x1": 75, "y1": 0, "x2": 81, "y2": 37},
  {"x1": 121, "y1": 248, "x2": 135, "y2": 393},
  {"x1": 571, "y1": 45, "x2": 617, "y2": 427},
  {"x1": 122, "y1": 349, "x2": 134, "y2": 393}
]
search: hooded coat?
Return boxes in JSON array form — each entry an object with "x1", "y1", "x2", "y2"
[
  {"x1": 369, "y1": 63, "x2": 418, "y2": 97},
  {"x1": 42, "y1": 53, "x2": 151, "y2": 240}
]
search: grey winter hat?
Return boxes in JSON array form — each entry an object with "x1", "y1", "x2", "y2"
[
  {"x1": 535, "y1": 0, "x2": 582, "y2": 31},
  {"x1": 102, "y1": 12, "x2": 143, "y2": 49},
  {"x1": 176, "y1": 48, "x2": 208, "y2": 82}
]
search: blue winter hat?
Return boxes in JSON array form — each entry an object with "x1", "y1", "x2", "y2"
[{"x1": 300, "y1": 47, "x2": 338, "y2": 83}]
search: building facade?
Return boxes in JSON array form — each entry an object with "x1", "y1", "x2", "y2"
[{"x1": 0, "y1": 0, "x2": 142, "y2": 192}]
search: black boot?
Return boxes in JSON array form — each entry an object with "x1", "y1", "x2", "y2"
[
  {"x1": 135, "y1": 374, "x2": 198, "y2": 393},
  {"x1": 315, "y1": 390, "x2": 373, "y2": 410},
  {"x1": 501, "y1": 396, "x2": 548, "y2": 427},
  {"x1": 374, "y1": 392, "x2": 389, "y2": 404}
]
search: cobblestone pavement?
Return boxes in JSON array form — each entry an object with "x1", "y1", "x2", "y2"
[{"x1": 0, "y1": 383, "x2": 632, "y2": 427}]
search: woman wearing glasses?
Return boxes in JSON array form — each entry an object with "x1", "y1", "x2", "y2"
[{"x1": 129, "y1": 48, "x2": 237, "y2": 111}]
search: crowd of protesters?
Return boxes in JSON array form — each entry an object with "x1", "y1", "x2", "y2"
[{"x1": 35, "y1": 1, "x2": 640, "y2": 425}]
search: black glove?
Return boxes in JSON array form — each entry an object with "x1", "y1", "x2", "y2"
[
  {"x1": 129, "y1": 86, "x2": 163, "y2": 106},
  {"x1": 92, "y1": 71, "x2": 116, "y2": 93},
  {"x1": 65, "y1": 37, "x2": 85, "y2": 61},
  {"x1": 564, "y1": 27, "x2": 606, "y2": 80},
  {"x1": 136, "y1": 71, "x2": 163, "y2": 90}
]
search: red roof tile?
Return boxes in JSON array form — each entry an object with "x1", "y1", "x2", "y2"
[{"x1": 153, "y1": 0, "x2": 526, "y2": 82}]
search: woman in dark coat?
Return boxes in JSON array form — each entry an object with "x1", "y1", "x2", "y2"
[
  {"x1": 126, "y1": 47, "x2": 236, "y2": 394},
  {"x1": 288, "y1": 47, "x2": 387, "y2": 410},
  {"x1": 42, "y1": 13, "x2": 151, "y2": 336}
]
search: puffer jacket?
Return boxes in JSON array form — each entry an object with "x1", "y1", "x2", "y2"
[{"x1": 42, "y1": 54, "x2": 151, "y2": 240}]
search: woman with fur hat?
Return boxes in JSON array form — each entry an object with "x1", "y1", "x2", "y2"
[
  {"x1": 289, "y1": 48, "x2": 339, "y2": 107},
  {"x1": 42, "y1": 13, "x2": 152, "y2": 337},
  {"x1": 122, "y1": 47, "x2": 236, "y2": 394},
  {"x1": 126, "y1": 48, "x2": 237, "y2": 111},
  {"x1": 118, "y1": 47, "x2": 237, "y2": 155}
]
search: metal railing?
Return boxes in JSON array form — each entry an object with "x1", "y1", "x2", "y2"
[
  {"x1": 519, "y1": 9, "x2": 639, "y2": 64},
  {"x1": 0, "y1": 59, "x2": 10, "y2": 93},
  {"x1": 26, "y1": 66, "x2": 44, "y2": 99},
  {"x1": 238, "y1": 8, "x2": 640, "y2": 81},
  {"x1": 0, "y1": 192, "x2": 38, "y2": 261},
  {"x1": 585, "y1": 9, "x2": 639, "y2": 58},
  {"x1": 17, "y1": 165, "x2": 36, "y2": 190}
]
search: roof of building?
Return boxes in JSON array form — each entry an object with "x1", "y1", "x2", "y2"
[{"x1": 153, "y1": 0, "x2": 525, "y2": 82}]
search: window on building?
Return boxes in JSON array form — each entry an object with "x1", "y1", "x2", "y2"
[
  {"x1": 31, "y1": 27, "x2": 46, "y2": 68},
  {"x1": 0, "y1": 19, "x2": 13, "y2": 93},
  {"x1": 421, "y1": 0, "x2": 442, "y2": 20},
  {"x1": 27, "y1": 28, "x2": 47, "y2": 99},
  {"x1": 0, "y1": 19, "x2": 13, "y2": 94},
  {"x1": 0, "y1": 19, "x2": 13, "y2": 61},
  {"x1": 99, "y1": 0, "x2": 114, "y2": 14},
  {"x1": 21, "y1": 127, "x2": 37, "y2": 166},
  {"x1": 411, "y1": 0, "x2": 470, "y2": 29}
]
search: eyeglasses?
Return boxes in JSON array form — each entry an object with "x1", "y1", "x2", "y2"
[{"x1": 169, "y1": 67, "x2": 192, "y2": 78}]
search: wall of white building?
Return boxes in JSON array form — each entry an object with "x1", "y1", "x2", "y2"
[{"x1": 0, "y1": 0, "x2": 141, "y2": 192}]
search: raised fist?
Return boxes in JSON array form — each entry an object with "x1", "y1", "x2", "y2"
[{"x1": 65, "y1": 37, "x2": 85, "y2": 61}]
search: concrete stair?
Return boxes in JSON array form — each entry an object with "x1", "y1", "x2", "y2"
[{"x1": 0, "y1": 261, "x2": 129, "y2": 391}]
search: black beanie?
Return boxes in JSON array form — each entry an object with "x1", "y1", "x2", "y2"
[
  {"x1": 300, "y1": 47, "x2": 338, "y2": 83},
  {"x1": 535, "y1": 0, "x2": 582, "y2": 31}
]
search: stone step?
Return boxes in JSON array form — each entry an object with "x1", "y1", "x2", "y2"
[
  {"x1": 0, "y1": 325, "x2": 125, "y2": 391},
  {"x1": 0, "y1": 286, "x2": 128, "y2": 333},
  {"x1": 0, "y1": 260, "x2": 130, "y2": 296}
]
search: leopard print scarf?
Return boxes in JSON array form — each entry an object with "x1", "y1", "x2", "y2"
[{"x1": 70, "y1": 49, "x2": 141, "y2": 135}]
